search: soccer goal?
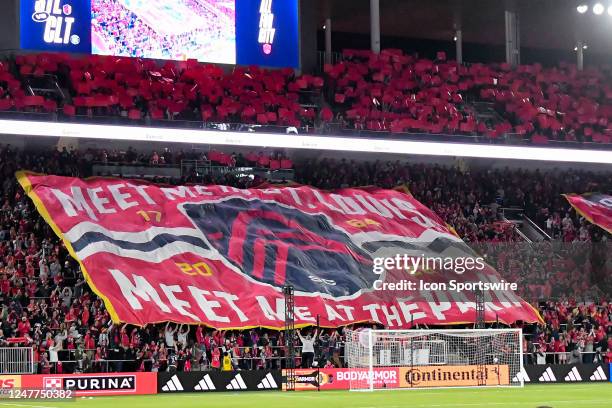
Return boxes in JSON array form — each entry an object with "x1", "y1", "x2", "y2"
[{"x1": 344, "y1": 328, "x2": 524, "y2": 391}]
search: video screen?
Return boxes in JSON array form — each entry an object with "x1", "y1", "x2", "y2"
[
  {"x1": 20, "y1": 0, "x2": 298, "y2": 67},
  {"x1": 91, "y1": 0, "x2": 236, "y2": 63}
]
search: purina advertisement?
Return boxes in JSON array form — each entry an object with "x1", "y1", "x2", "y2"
[{"x1": 0, "y1": 373, "x2": 157, "y2": 396}]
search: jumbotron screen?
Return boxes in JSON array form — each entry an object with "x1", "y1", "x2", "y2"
[{"x1": 20, "y1": 0, "x2": 299, "y2": 67}]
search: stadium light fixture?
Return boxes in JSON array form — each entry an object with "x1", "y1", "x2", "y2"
[
  {"x1": 583, "y1": 44, "x2": 588, "y2": 49},
  {"x1": 577, "y1": 4, "x2": 588, "y2": 13},
  {"x1": 593, "y1": 3, "x2": 605, "y2": 14},
  {"x1": 0, "y1": 119, "x2": 610, "y2": 164},
  {"x1": 608, "y1": 5, "x2": 612, "y2": 15}
]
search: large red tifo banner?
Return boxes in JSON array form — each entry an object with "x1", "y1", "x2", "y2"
[
  {"x1": 564, "y1": 193, "x2": 612, "y2": 234},
  {"x1": 18, "y1": 172, "x2": 541, "y2": 328}
]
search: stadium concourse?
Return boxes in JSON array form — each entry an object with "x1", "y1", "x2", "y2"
[{"x1": 0, "y1": 142, "x2": 610, "y2": 374}]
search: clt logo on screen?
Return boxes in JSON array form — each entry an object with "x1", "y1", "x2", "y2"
[
  {"x1": 258, "y1": 0, "x2": 276, "y2": 55},
  {"x1": 31, "y1": 0, "x2": 79, "y2": 45}
]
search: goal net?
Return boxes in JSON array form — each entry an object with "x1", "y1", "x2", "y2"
[{"x1": 344, "y1": 328, "x2": 523, "y2": 391}]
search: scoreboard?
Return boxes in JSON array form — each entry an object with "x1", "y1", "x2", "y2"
[{"x1": 19, "y1": 0, "x2": 299, "y2": 68}]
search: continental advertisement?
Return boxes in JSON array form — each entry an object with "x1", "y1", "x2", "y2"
[{"x1": 400, "y1": 365, "x2": 510, "y2": 388}]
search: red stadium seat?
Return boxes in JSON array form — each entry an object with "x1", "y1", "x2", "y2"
[
  {"x1": 321, "y1": 107, "x2": 334, "y2": 122},
  {"x1": 128, "y1": 109, "x2": 141, "y2": 120},
  {"x1": 256, "y1": 113, "x2": 269, "y2": 125},
  {"x1": 0, "y1": 98, "x2": 12, "y2": 111},
  {"x1": 43, "y1": 99, "x2": 57, "y2": 112}
]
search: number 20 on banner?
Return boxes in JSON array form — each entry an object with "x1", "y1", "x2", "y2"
[{"x1": 176, "y1": 262, "x2": 213, "y2": 277}]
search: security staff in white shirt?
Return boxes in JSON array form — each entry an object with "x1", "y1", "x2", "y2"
[{"x1": 297, "y1": 329, "x2": 318, "y2": 368}]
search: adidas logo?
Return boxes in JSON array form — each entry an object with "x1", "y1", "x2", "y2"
[
  {"x1": 161, "y1": 375, "x2": 184, "y2": 392},
  {"x1": 256, "y1": 373, "x2": 278, "y2": 389},
  {"x1": 226, "y1": 374, "x2": 247, "y2": 390},
  {"x1": 538, "y1": 367, "x2": 556, "y2": 382},
  {"x1": 564, "y1": 366, "x2": 582, "y2": 382},
  {"x1": 512, "y1": 368, "x2": 530, "y2": 383},
  {"x1": 590, "y1": 366, "x2": 607, "y2": 381},
  {"x1": 194, "y1": 374, "x2": 216, "y2": 391}
]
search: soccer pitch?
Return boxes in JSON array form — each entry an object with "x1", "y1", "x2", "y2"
[{"x1": 10, "y1": 384, "x2": 611, "y2": 408}]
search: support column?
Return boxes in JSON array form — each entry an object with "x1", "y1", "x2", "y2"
[
  {"x1": 577, "y1": 41, "x2": 584, "y2": 71},
  {"x1": 455, "y1": 29, "x2": 463, "y2": 64},
  {"x1": 325, "y1": 18, "x2": 332, "y2": 64},
  {"x1": 370, "y1": 0, "x2": 380, "y2": 54},
  {"x1": 504, "y1": 10, "x2": 520, "y2": 66}
]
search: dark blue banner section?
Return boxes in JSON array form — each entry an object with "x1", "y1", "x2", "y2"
[
  {"x1": 20, "y1": 0, "x2": 91, "y2": 53},
  {"x1": 236, "y1": 0, "x2": 299, "y2": 68},
  {"x1": 157, "y1": 370, "x2": 281, "y2": 393}
]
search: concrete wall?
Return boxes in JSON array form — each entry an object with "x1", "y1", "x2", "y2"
[
  {"x1": 0, "y1": 0, "x2": 19, "y2": 51},
  {"x1": 299, "y1": 0, "x2": 318, "y2": 73}
]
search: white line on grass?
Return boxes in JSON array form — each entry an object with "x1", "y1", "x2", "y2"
[
  {"x1": 0, "y1": 403, "x2": 56, "y2": 408},
  {"x1": 356, "y1": 400, "x2": 612, "y2": 408}
]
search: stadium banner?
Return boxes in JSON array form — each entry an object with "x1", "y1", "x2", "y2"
[
  {"x1": 19, "y1": 372, "x2": 157, "y2": 396},
  {"x1": 563, "y1": 193, "x2": 612, "y2": 233},
  {"x1": 281, "y1": 368, "x2": 400, "y2": 391},
  {"x1": 157, "y1": 370, "x2": 281, "y2": 392},
  {"x1": 518, "y1": 364, "x2": 609, "y2": 384},
  {"x1": 0, "y1": 375, "x2": 22, "y2": 389},
  {"x1": 398, "y1": 365, "x2": 510, "y2": 388},
  {"x1": 19, "y1": 0, "x2": 299, "y2": 67},
  {"x1": 17, "y1": 172, "x2": 542, "y2": 328}
]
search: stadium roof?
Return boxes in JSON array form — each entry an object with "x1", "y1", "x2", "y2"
[{"x1": 317, "y1": 0, "x2": 612, "y2": 58}]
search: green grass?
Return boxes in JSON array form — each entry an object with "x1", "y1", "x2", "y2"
[{"x1": 3, "y1": 384, "x2": 611, "y2": 408}]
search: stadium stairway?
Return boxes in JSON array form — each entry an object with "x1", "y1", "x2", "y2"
[
  {"x1": 501, "y1": 208, "x2": 551, "y2": 242},
  {"x1": 469, "y1": 101, "x2": 506, "y2": 129}
]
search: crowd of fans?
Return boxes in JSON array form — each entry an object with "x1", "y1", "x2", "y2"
[
  {"x1": 0, "y1": 143, "x2": 609, "y2": 374},
  {"x1": 526, "y1": 300, "x2": 611, "y2": 366},
  {"x1": 1, "y1": 50, "x2": 611, "y2": 146},
  {"x1": 328, "y1": 49, "x2": 612, "y2": 144},
  {"x1": 6, "y1": 53, "x2": 321, "y2": 127}
]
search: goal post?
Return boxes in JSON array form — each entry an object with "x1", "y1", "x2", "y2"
[{"x1": 345, "y1": 328, "x2": 524, "y2": 391}]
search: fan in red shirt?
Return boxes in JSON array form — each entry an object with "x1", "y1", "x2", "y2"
[
  {"x1": 0, "y1": 275, "x2": 10, "y2": 295},
  {"x1": 81, "y1": 306, "x2": 90, "y2": 327},
  {"x1": 120, "y1": 324, "x2": 130, "y2": 348},
  {"x1": 17, "y1": 316, "x2": 31, "y2": 337},
  {"x1": 84, "y1": 331, "x2": 96, "y2": 351},
  {"x1": 195, "y1": 326, "x2": 204, "y2": 345},
  {"x1": 130, "y1": 327, "x2": 140, "y2": 348},
  {"x1": 211, "y1": 347, "x2": 221, "y2": 370},
  {"x1": 64, "y1": 308, "x2": 77, "y2": 325}
]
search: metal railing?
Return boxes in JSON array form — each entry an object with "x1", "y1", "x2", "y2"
[
  {"x1": 0, "y1": 347, "x2": 35, "y2": 374},
  {"x1": 524, "y1": 350, "x2": 607, "y2": 365}
]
